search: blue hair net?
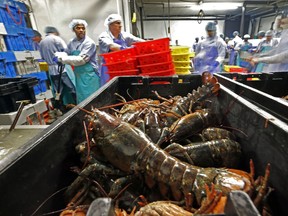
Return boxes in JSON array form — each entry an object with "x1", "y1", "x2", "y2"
[
  {"x1": 206, "y1": 22, "x2": 217, "y2": 31},
  {"x1": 44, "y1": 26, "x2": 59, "y2": 34}
]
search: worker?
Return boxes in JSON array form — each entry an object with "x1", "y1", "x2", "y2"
[
  {"x1": 253, "y1": 30, "x2": 279, "y2": 72},
  {"x1": 54, "y1": 19, "x2": 100, "y2": 104},
  {"x1": 39, "y1": 26, "x2": 76, "y2": 113},
  {"x1": 257, "y1": 30, "x2": 266, "y2": 40},
  {"x1": 98, "y1": 14, "x2": 145, "y2": 85},
  {"x1": 227, "y1": 31, "x2": 243, "y2": 65},
  {"x1": 192, "y1": 37, "x2": 199, "y2": 52},
  {"x1": 194, "y1": 22, "x2": 227, "y2": 74},
  {"x1": 249, "y1": 18, "x2": 288, "y2": 73},
  {"x1": 236, "y1": 34, "x2": 253, "y2": 71},
  {"x1": 32, "y1": 30, "x2": 42, "y2": 51}
]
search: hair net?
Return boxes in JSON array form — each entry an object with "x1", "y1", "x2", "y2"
[
  {"x1": 257, "y1": 30, "x2": 265, "y2": 37},
  {"x1": 69, "y1": 19, "x2": 88, "y2": 30},
  {"x1": 33, "y1": 30, "x2": 41, "y2": 37},
  {"x1": 205, "y1": 22, "x2": 217, "y2": 31},
  {"x1": 104, "y1": 14, "x2": 122, "y2": 27},
  {"x1": 44, "y1": 26, "x2": 59, "y2": 34},
  {"x1": 265, "y1": 30, "x2": 273, "y2": 36},
  {"x1": 233, "y1": 31, "x2": 239, "y2": 37},
  {"x1": 243, "y1": 34, "x2": 250, "y2": 39}
]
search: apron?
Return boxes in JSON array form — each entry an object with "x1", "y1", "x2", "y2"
[
  {"x1": 100, "y1": 38, "x2": 128, "y2": 86},
  {"x1": 194, "y1": 44, "x2": 219, "y2": 74},
  {"x1": 72, "y1": 50, "x2": 100, "y2": 104},
  {"x1": 254, "y1": 46, "x2": 273, "y2": 72},
  {"x1": 237, "y1": 43, "x2": 252, "y2": 71}
]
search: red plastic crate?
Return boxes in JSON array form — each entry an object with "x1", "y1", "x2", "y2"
[
  {"x1": 136, "y1": 51, "x2": 172, "y2": 65},
  {"x1": 133, "y1": 38, "x2": 170, "y2": 55},
  {"x1": 107, "y1": 69, "x2": 139, "y2": 80},
  {"x1": 100, "y1": 47, "x2": 136, "y2": 64},
  {"x1": 138, "y1": 61, "x2": 174, "y2": 74},
  {"x1": 104, "y1": 59, "x2": 137, "y2": 71},
  {"x1": 229, "y1": 67, "x2": 247, "y2": 73}
]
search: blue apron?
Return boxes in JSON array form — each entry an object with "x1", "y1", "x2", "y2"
[
  {"x1": 237, "y1": 43, "x2": 253, "y2": 71},
  {"x1": 254, "y1": 46, "x2": 273, "y2": 72},
  {"x1": 72, "y1": 50, "x2": 100, "y2": 104},
  {"x1": 194, "y1": 45, "x2": 220, "y2": 74},
  {"x1": 100, "y1": 38, "x2": 128, "y2": 86}
]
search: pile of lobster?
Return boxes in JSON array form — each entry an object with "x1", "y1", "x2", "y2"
[{"x1": 60, "y1": 72, "x2": 271, "y2": 216}]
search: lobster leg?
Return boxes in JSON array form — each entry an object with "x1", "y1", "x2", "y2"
[{"x1": 164, "y1": 143, "x2": 194, "y2": 165}]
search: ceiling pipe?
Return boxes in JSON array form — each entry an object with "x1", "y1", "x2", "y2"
[{"x1": 240, "y1": 5, "x2": 246, "y2": 36}]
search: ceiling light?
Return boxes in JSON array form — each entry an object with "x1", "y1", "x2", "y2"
[{"x1": 190, "y1": 2, "x2": 242, "y2": 11}]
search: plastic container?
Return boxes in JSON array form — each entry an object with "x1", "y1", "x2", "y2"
[
  {"x1": 133, "y1": 38, "x2": 170, "y2": 55},
  {"x1": 0, "y1": 77, "x2": 37, "y2": 113},
  {"x1": 172, "y1": 53, "x2": 190, "y2": 61},
  {"x1": 170, "y1": 46, "x2": 190, "y2": 54},
  {"x1": 104, "y1": 58, "x2": 137, "y2": 72},
  {"x1": 100, "y1": 48, "x2": 136, "y2": 64},
  {"x1": 136, "y1": 50, "x2": 172, "y2": 65},
  {"x1": 138, "y1": 61, "x2": 174, "y2": 74},
  {"x1": 23, "y1": 72, "x2": 48, "y2": 95},
  {"x1": 223, "y1": 65, "x2": 247, "y2": 73},
  {"x1": 173, "y1": 60, "x2": 191, "y2": 68},
  {"x1": 0, "y1": 75, "x2": 287, "y2": 215},
  {"x1": 0, "y1": 51, "x2": 17, "y2": 77},
  {"x1": 175, "y1": 66, "x2": 191, "y2": 74},
  {"x1": 215, "y1": 72, "x2": 288, "y2": 123}
]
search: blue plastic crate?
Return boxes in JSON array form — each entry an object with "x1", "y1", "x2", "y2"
[
  {"x1": 0, "y1": 51, "x2": 17, "y2": 77},
  {"x1": 4, "y1": 25, "x2": 20, "y2": 50},
  {"x1": 0, "y1": 0, "x2": 26, "y2": 27},
  {"x1": 23, "y1": 72, "x2": 48, "y2": 95}
]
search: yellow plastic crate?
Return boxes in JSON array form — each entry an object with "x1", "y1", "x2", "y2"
[
  {"x1": 39, "y1": 62, "x2": 49, "y2": 71},
  {"x1": 170, "y1": 46, "x2": 190, "y2": 54},
  {"x1": 173, "y1": 60, "x2": 191, "y2": 68},
  {"x1": 172, "y1": 53, "x2": 190, "y2": 61},
  {"x1": 176, "y1": 71, "x2": 191, "y2": 75},
  {"x1": 175, "y1": 66, "x2": 191, "y2": 74}
]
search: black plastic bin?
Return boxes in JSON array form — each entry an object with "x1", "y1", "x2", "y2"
[
  {"x1": 215, "y1": 72, "x2": 288, "y2": 123},
  {"x1": 0, "y1": 75, "x2": 287, "y2": 215},
  {"x1": 0, "y1": 77, "x2": 38, "y2": 113}
]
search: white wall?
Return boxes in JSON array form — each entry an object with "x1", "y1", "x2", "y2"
[
  {"x1": 25, "y1": 0, "x2": 126, "y2": 45},
  {"x1": 142, "y1": 20, "x2": 225, "y2": 48}
]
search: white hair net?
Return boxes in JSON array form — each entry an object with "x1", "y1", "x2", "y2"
[
  {"x1": 69, "y1": 19, "x2": 88, "y2": 30},
  {"x1": 265, "y1": 30, "x2": 273, "y2": 37},
  {"x1": 243, "y1": 34, "x2": 250, "y2": 39},
  {"x1": 104, "y1": 14, "x2": 122, "y2": 27}
]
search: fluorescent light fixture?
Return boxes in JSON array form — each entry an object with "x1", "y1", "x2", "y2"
[{"x1": 190, "y1": 3, "x2": 242, "y2": 11}]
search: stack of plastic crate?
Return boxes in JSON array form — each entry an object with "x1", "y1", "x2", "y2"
[
  {"x1": 100, "y1": 48, "x2": 139, "y2": 80},
  {"x1": 0, "y1": 0, "x2": 48, "y2": 96},
  {"x1": 171, "y1": 46, "x2": 193, "y2": 75},
  {"x1": 134, "y1": 38, "x2": 175, "y2": 77}
]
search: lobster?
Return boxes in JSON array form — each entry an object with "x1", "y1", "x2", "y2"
[{"x1": 85, "y1": 108, "x2": 269, "y2": 210}]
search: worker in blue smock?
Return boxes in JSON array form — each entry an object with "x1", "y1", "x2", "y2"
[
  {"x1": 236, "y1": 34, "x2": 253, "y2": 71},
  {"x1": 98, "y1": 14, "x2": 144, "y2": 85},
  {"x1": 253, "y1": 30, "x2": 279, "y2": 72},
  {"x1": 39, "y1": 26, "x2": 76, "y2": 112},
  {"x1": 194, "y1": 22, "x2": 227, "y2": 74},
  {"x1": 249, "y1": 17, "x2": 288, "y2": 73},
  {"x1": 55, "y1": 19, "x2": 100, "y2": 104}
]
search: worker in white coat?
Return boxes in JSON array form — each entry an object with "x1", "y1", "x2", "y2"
[
  {"x1": 253, "y1": 30, "x2": 279, "y2": 72},
  {"x1": 249, "y1": 18, "x2": 288, "y2": 72},
  {"x1": 194, "y1": 22, "x2": 227, "y2": 74},
  {"x1": 54, "y1": 19, "x2": 100, "y2": 104},
  {"x1": 98, "y1": 14, "x2": 144, "y2": 85}
]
